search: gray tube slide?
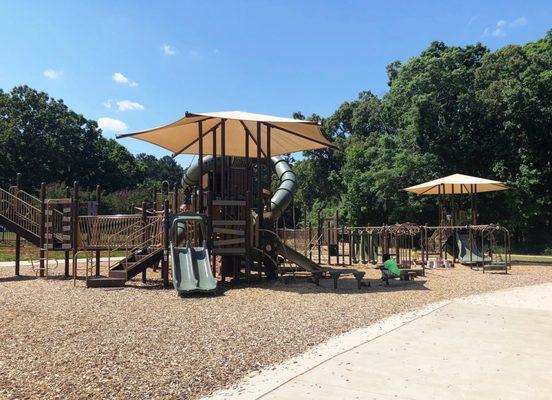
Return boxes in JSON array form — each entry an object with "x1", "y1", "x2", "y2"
[{"x1": 181, "y1": 156, "x2": 297, "y2": 221}]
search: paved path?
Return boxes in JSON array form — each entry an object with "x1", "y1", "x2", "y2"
[{"x1": 207, "y1": 283, "x2": 552, "y2": 400}]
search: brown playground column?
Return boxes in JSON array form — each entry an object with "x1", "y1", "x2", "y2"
[
  {"x1": 72, "y1": 181, "x2": 80, "y2": 278},
  {"x1": 15, "y1": 234, "x2": 21, "y2": 276},
  {"x1": 198, "y1": 120, "x2": 204, "y2": 213},
  {"x1": 95, "y1": 185, "x2": 101, "y2": 276},
  {"x1": 162, "y1": 199, "x2": 170, "y2": 287},
  {"x1": 308, "y1": 222, "x2": 312, "y2": 261},
  {"x1": 336, "y1": 209, "x2": 340, "y2": 266},
  {"x1": 317, "y1": 209, "x2": 322, "y2": 265},
  {"x1": 39, "y1": 182, "x2": 46, "y2": 277},
  {"x1": 141, "y1": 201, "x2": 147, "y2": 284},
  {"x1": 64, "y1": 186, "x2": 71, "y2": 277}
]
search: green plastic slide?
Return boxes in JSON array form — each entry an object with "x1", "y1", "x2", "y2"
[
  {"x1": 170, "y1": 215, "x2": 217, "y2": 294},
  {"x1": 456, "y1": 232, "x2": 489, "y2": 265}
]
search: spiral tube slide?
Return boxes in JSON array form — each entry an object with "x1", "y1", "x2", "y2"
[{"x1": 181, "y1": 156, "x2": 297, "y2": 221}]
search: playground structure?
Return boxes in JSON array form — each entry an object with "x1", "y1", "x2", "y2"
[
  {"x1": 0, "y1": 173, "x2": 170, "y2": 287},
  {"x1": 0, "y1": 114, "x2": 512, "y2": 291}
]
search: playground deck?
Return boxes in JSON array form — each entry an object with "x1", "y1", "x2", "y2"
[{"x1": 2, "y1": 263, "x2": 552, "y2": 399}]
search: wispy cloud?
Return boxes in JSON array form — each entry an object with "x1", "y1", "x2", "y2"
[
  {"x1": 509, "y1": 17, "x2": 528, "y2": 28},
  {"x1": 98, "y1": 117, "x2": 127, "y2": 132},
  {"x1": 112, "y1": 72, "x2": 138, "y2": 87},
  {"x1": 188, "y1": 50, "x2": 200, "y2": 58},
  {"x1": 116, "y1": 100, "x2": 144, "y2": 111},
  {"x1": 483, "y1": 17, "x2": 528, "y2": 37},
  {"x1": 43, "y1": 69, "x2": 62, "y2": 79},
  {"x1": 103, "y1": 99, "x2": 113, "y2": 109},
  {"x1": 162, "y1": 44, "x2": 177, "y2": 56}
]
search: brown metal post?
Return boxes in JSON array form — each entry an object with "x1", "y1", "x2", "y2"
[
  {"x1": 141, "y1": 201, "x2": 147, "y2": 283},
  {"x1": 15, "y1": 174, "x2": 21, "y2": 275},
  {"x1": 308, "y1": 222, "x2": 312, "y2": 261},
  {"x1": 327, "y1": 219, "x2": 331, "y2": 265},
  {"x1": 64, "y1": 186, "x2": 71, "y2": 277},
  {"x1": 15, "y1": 234, "x2": 21, "y2": 276},
  {"x1": 336, "y1": 209, "x2": 340, "y2": 266},
  {"x1": 221, "y1": 119, "x2": 226, "y2": 198},
  {"x1": 95, "y1": 185, "x2": 101, "y2": 276},
  {"x1": 256, "y1": 122, "x2": 262, "y2": 222},
  {"x1": 198, "y1": 120, "x2": 204, "y2": 213},
  {"x1": 39, "y1": 182, "x2": 46, "y2": 277},
  {"x1": 162, "y1": 199, "x2": 170, "y2": 287},
  {"x1": 174, "y1": 184, "x2": 179, "y2": 214},
  {"x1": 72, "y1": 181, "x2": 79, "y2": 278},
  {"x1": 317, "y1": 208, "x2": 322, "y2": 265},
  {"x1": 266, "y1": 125, "x2": 271, "y2": 208},
  {"x1": 341, "y1": 225, "x2": 345, "y2": 267}
]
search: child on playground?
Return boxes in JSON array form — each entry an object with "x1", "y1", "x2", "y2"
[{"x1": 379, "y1": 253, "x2": 400, "y2": 285}]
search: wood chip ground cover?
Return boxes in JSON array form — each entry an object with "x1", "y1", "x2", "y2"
[{"x1": 1, "y1": 264, "x2": 551, "y2": 399}]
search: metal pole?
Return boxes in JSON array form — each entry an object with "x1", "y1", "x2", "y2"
[
  {"x1": 162, "y1": 199, "x2": 170, "y2": 287},
  {"x1": 221, "y1": 119, "x2": 226, "y2": 198},
  {"x1": 95, "y1": 185, "x2": 101, "y2": 276},
  {"x1": 141, "y1": 201, "x2": 147, "y2": 283},
  {"x1": 64, "y1": 186, "x2": 71, "y2": 277},
  {"x1": 72, "y1": 181, "x2": 79, "y2": 278},
  {"x1": 198, "y1": 120, "x2": 204, "y2": 213},
  {"x1": 39, "y1": 182, "x2": 46, "y2": 277}
]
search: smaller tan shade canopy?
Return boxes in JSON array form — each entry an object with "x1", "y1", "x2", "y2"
[
  {"x1": 403, "y1": 174, "x2": 507, "y2": 195},
  {"x1": 116, "y1": 111, "x2": 335, "y2": 158}
]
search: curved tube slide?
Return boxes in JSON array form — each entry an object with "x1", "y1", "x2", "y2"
[{"x1": 181, "y1": 156, "x2": 297, "y2": 221}]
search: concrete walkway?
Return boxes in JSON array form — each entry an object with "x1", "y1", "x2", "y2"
[{"x1": 207, "y1": 283, "x2": 552, "y2": 400}]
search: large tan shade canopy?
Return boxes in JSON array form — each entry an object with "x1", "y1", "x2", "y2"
[
  {"x1": 403, "y1": 174, "x2": 507, "y2": 195},
  {"x1": 116, "y1": 111, "x2": 335, "y2": 157}
]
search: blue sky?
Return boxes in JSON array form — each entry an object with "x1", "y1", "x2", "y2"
[{"x1": 0, "y1": 0, "x2": 550, "y2": 166}]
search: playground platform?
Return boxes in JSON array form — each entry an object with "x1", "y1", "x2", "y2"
[{"x1": 206, "y1": 283, "x2": 552, "y2": 400}]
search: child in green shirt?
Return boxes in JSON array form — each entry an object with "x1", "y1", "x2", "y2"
[{"x1": 379, "y1": 253, "x2": 399, "y2": 285}]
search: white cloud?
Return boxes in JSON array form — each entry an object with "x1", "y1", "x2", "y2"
[
  {"x1": 162, "y1": 44, "x2": 177, "y2": 56},
  {"x1": 112, "y1": 72, "x2": 138, "y2": 87},
  {"x1": 116, "y1": 100, "x2": 144, "y2": 111},
  {"x1": 509, "y1": 17, "x2": 527, "y2": 28},
  {"x1": 43, "y1": 69, "x2": 62, "y2": 79},
  {"x1": 103, "y1": 99, "x2": 113, "y2": 109},
  {"x1": 483, "y1": 17, "x2": 528, "y2": 38},
  {"x1": 98, "y1": 117, "x2": 127, "y2": 132}
]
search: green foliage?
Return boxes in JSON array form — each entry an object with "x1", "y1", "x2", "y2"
[
  {"x1": 293, "y1": 31, "x2": 552, "y2": 252},
  {"x1": 0, "y1": 85, "x2": 184, "y2": 213}
]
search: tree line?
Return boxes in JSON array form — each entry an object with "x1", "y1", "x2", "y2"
[
  {"x1": 292, "y1": 30, "x2": 551, "y2": 252},
  {"x1": 0, "y1": 85, "x2": 184, "y2": 212}
]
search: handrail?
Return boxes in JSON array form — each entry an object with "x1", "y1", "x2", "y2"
[
  {"x1": 107, "y1": 218, "x2": 163, "y2": 270},
  {"x1": 0, "y1": 187, "x2": 41, "y2": 236}
]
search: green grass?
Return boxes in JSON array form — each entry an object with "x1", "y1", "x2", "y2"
[
  {"x1": 510, "y1": 254, "x2": 552, "y2": 263},
  {"x1": 0, "y1": 249, "x2": 128, "y2": 262}
]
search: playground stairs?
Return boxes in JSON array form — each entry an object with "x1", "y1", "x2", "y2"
[
  {"x1": 87, "y1": 246, "x2": 164, "y2": 288},
  {"x1": 0, "y1": 187, "x2": 65, "y2": 249}
]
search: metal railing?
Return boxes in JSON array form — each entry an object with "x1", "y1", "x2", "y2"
[
  {"x1": 0, "y1": 187, "x2": 41, "y2": 236},
  {"x1": 107, "y1": 217, "x2": 163, "y2": 270},
  {"x1": 77, "y1": 214, "x2": 144, "y2": 248}
]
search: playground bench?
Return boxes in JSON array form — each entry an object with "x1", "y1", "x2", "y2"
[
  {"x1": 311, "y1": 269, "x2": 366, "y2": 290},
  {"x1": 397, "y1": 265, "x2": 425, "y2": 281},
  {"x1": 483, "y1": 263, "x2": 508, "y2": 274}
]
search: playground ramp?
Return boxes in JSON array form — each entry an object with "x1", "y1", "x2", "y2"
[{"x1": 171, "y1": 244, "x2": 217, "y2": 293}]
